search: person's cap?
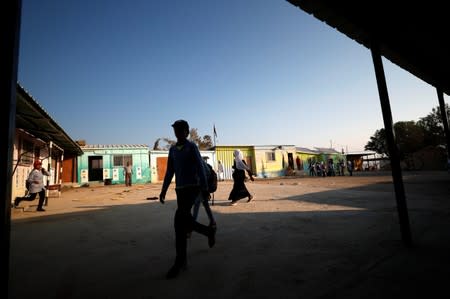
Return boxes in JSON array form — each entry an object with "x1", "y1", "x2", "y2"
[{"x1": 171, "y1": 119, "x2": 189, "y2": 130}]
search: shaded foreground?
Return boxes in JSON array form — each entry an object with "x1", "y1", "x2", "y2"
[{"x1": 9, "y1": 172, "x2": 450, "y2": 298}]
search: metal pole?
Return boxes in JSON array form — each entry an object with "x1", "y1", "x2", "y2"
[
  {"x1": 59, "y1": 151, "x2": 64, "y2": 197},
  {"x1": 370, "y1": 44, "x2": 413, "y2": 247},
  {"x1": 1, "y1": 1, "x2": 22, "y2": 297},
  {"x1": 436, "y1": 88, "x2": 450, "y2": 161},
  {"x1": 213, "y1": 124, "x2": 216, "y2": 148},
  {"x1": 45, "y1": 141, "x2": 52, "y2": 206}
]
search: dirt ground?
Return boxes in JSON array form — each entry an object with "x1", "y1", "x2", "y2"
[{"x1": 8, "y1": 171, "x2": 450, "y2": 298}]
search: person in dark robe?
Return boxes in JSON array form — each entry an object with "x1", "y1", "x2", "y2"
[{"x1": 228, "y1": 149, "x2": 255, "y2": 206}]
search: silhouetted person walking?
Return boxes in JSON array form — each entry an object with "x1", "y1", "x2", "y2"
[{"x1": 159, "y1": 119, "x2": 216, "y2": 279}]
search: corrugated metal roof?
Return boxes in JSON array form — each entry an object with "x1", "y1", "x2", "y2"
[
  {"x1": 296, "y1": 147, "x2": 318, "y2": 154},
  {"x1": 314, "y1": 147, "x2": 341, "y2": 154},
  {"x1": 253, "y1": 145, "x2": 296, "y2": 149},
  {"x1": 346, "y1": 150, "x2": 377, "y2": 156},
  {"x1": 81, "y1": 144, "x2": 149, "y2": 149},
  {"x1": 15, "y1": 84, "x2": 83, "y2": 156},
  {"x1": 214, "y1": 145, "x2": 296, "y2": 149}
]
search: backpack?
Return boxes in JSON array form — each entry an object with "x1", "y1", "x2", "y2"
[{"x1": 205, "y1": 163, "x2": 218, "y2": 193}]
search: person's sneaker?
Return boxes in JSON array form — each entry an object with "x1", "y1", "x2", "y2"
[
  {"x1": 208, "y1": 226, "x2": 216, "y2": 248},
  {"x1": 230, "y1": 200, "x2": 237, "y2": 206},
  {"x1": 166, "y1": 265, "x2": 181, "y2": 279},
  {"x1": 14, "y1": 197, "x2": 21, "y2": 208},
  {"x1": 247, "y1": 195, "x2": 253, "y2": 203},
  {"x1": 36, "y1": 208, "x2": 46, "y2": 212},
  {"x1": 166, "y1": 260, "x2": 187, "y2": 279}
]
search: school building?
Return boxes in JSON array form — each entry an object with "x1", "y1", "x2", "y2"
[
  {"x1": 78, "y1": 144, "x2": 151, "y2": 185},
  {"x1": 13, "y1": 84, "x2": 83, "y2": 201}
]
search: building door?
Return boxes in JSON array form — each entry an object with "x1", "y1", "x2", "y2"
[
  {"x1": 62, "y1": 157, "x2": 75, "y2": 183},
  {"x1": 288, "y1": 153, "x2": 294, "y2": 169},
  {"x1": 157, "y1": 157, "x2": 168, "y2": 182},
  {"x1": 88, "y1": 156, "x2": 103, "y2": 181}
]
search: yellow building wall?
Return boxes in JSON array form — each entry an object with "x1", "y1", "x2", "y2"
[
  {"x1": 215, "y1": 146, "x2": 254, "y2": 180},
  {"x1": 255, "y1": 149, "x2": 296, "y2": 178}
]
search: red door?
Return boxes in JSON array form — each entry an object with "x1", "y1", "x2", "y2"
[{"x1": 157, "y1": 157, "x2": 168, "y2": 182}]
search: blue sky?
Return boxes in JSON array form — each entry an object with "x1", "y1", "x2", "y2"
[{"x1": 18, "y1": 0, "x2": 445, "y2": 152}]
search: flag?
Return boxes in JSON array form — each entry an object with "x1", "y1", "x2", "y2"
[{"x1": 213, "y1": 124, "x2": 217, "y2": 138}]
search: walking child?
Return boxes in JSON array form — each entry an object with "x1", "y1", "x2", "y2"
[{"x1": 159, "y1": 119, "x2": 216, "y2": 279}]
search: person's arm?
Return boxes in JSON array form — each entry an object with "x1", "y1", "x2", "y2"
[
  {"x1": 242, "y1": 160, "x2": 255, "y2": 181},
  {"x1": 41, "y1": 167, "x2": 50, "y2": 176},
  {"x1": 27, "y1": 170, "x2": 36, "y2": 185}
]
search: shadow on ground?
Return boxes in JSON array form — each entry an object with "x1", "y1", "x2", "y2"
[{"x1": 9, "y1": 172, "x2": 450, "y2": 299}]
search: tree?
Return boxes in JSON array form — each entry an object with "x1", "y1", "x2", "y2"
[
  {"x1": 365, "y1": 105, "x2": 449, "y2": 165},
  {"x1": 365, "y1": 121, "x2": 425, "y2": 159},
  {"x1": 200, "y1": 135, "x2": 213, "y2": 150},
  {"x1": 153, "y1": 128, "x2": 213, "y2": 151},
  {"x1": 365, "y1": 128, "x2": 388, "y2": 156},
  {"x1": 189, "y1": 128, "x2": 202, "y2": 146},
  {"x1": 189, "y1": 128, "x2": 213, "y2": 150},
  {"x1": 153, "y1": 138, "x2": 161, "y2": 150},
  {"x1": 394, "y1": 121, "x2": 425, "y2": 159},
  {"x1": 162, "y1": 138, "x2": 176, "y2": 150},
  {"x1": 152, "y1": 137, "x2": 175, "y2": 150},
  {"x1": 417, "y1": 104, "x2": 450, "y2": 147}
]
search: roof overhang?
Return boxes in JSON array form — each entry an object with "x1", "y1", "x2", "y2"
[
  {"x1": 287, "y1": 0, "x2": 450, "y2": 95},
  {"x1": 16, "y1": 84, "x2": 83, "y2": 156}
]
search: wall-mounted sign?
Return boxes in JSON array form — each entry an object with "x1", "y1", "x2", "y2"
[
  {"x1": 103, "y1": 168, "x2": 111, "y2": 179},
  {"x1": 113, "y1": 168, "x2": 119, "y2": 181},
  {"x1": 81, "y1": 169, "x2": 88, "y2": 183}
]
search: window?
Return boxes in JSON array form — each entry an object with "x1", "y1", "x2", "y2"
[
  {"x1": 91, "y1": 158, "x2": 103, "y2": 169},
  {"x1": 113, "y1": 155, "x2": 132, "y2": 167},
  {"x1": 20, "y1": 139, "x2": 35, "y2": 165},
  {"x1": 265, "y1": 152, "x2": 276, "y2": 161}
]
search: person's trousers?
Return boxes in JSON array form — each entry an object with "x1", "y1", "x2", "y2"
[
  {"x1": 21, "y1": 189, "x2": 46, "y2": 209},
  {"x1": 125, "y1": 173, "x2": 132, "y2": 186},
  {"x1": 192, "y1": 193, "x2": 215, "y2": 225},
  {"x1": 174, "y1": 187, "x2": 210, "y2": 265}
]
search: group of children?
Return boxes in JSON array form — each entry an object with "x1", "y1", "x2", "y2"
[{"x1": 308, "y1": 159, "x2": 354, "y2": 177}]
